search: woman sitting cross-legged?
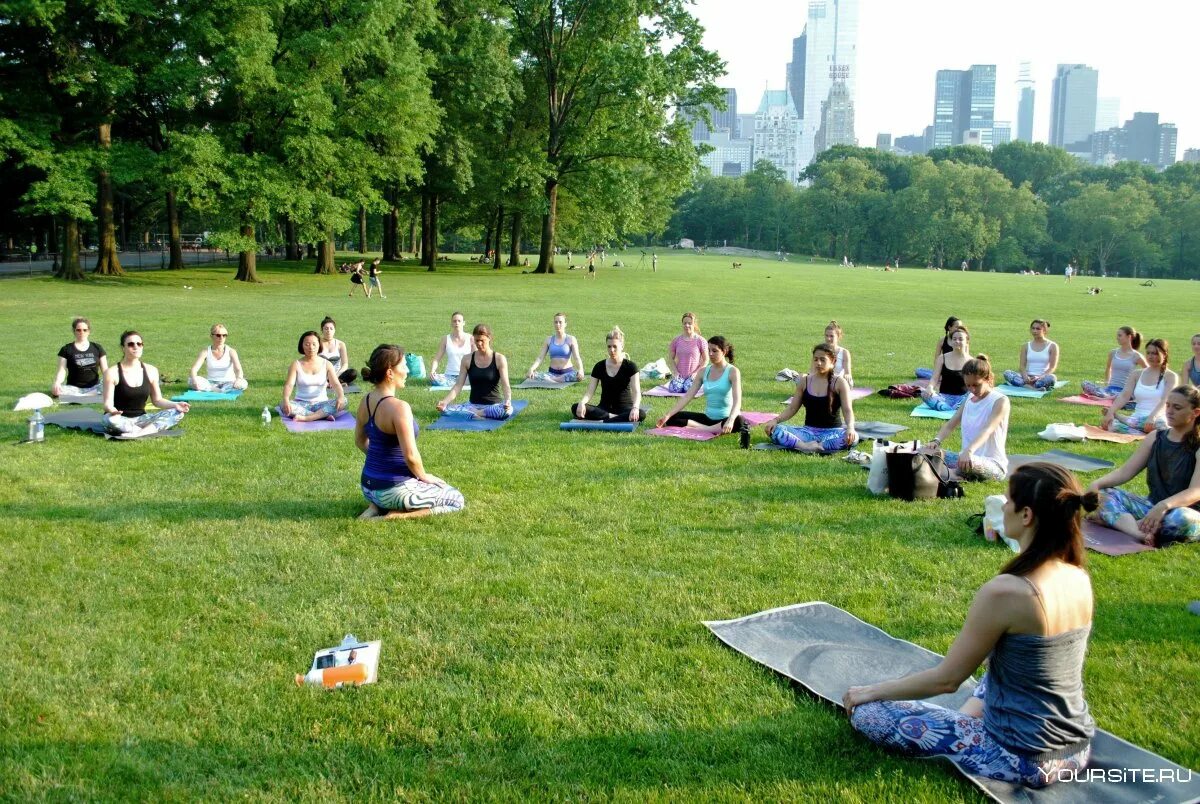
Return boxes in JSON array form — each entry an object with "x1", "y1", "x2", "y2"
[
  {"x1": 1080, "y1": 326, "x2": 1145, "y2": 400},
  {"x1": 920, "y1": 324, "x2": 971, "y2": 412},
  {"x1": 526, "y1": 312, "x2": 584, "y2": 383},
  {"x1": 823, "y1": 320, "x2": 854, "y2": 388},
  {"x1": 436, "y1": 323, "x2": 513, "y2": 419},
  {"x1": 355, "y1": 345, "x2": 464, "y2": 519},
  {"x1": 763, "y1": 343, "x2": 858, "y2": 452},
  {"x1": 916, "y1": 315, "x2": 963, "y2": 380},
  {"x1": 572, "y1": 326, "x2": 646, "y2": 423},
  {"x1": 188, "y1": 323, "x2": 248, "y2": 392},
  {"x1": 925, "y1": 354, "x2": 1010, "y2": 481},
  {"x1": 429, "y1": 311, "x2": 473, "y2": 387},
  {"x1": 656, "y1": 335, "x2": 750, "y2": 448},
  {"x1": 845, "y1": 462, "x2": 1096, "y2": 790},
  {"x1": 665, "y1": 311, "x2": 707, "y2": 393},
  {"x1": 1003, "y1": 318, "x2": 1059, "y2": 389},
  {"x1": 1087, "y1": 384, "x2": 1200, "y2": 547},
  {"x1": 1099, "y1": 338, "x2": 1176, "y2": 435},
  {"x1": 282, "y1": 330, "x2": 348, "y2": 422},
  {"x1": 53, "y1": 317, "x2": 108, "y2": 398},
  {"x1": 101, "y1": 330, "x2": 190, "y2": 438}
]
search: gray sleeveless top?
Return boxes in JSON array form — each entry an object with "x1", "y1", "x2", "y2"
[
  {"x1": 1110, "y1": 349, "x2": 1141, "y2": 389},
  {"x1": 1147, "y1": 433, "x2": 1199, "y2": 508},
  {"x1": 984, "y1": 579, "x2": 1095, "y2": 761}
]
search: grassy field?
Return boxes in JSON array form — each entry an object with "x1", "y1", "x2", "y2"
[{"x1": 1, "y1": 254, "x2": 1197, "y2": 801}]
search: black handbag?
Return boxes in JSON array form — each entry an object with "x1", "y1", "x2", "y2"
[{"x1": 887, "y1": 449, "x2": 963, "y2": 501}]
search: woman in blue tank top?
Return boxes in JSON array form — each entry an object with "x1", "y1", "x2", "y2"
[
  {"x1": 526, "y1": 313, "x2": 584, "y2": 383},
  {"x1": 845, "y1": 463, "x2": 1097, "y2": 788},
  {"x1": 355, "y1": 345, "x2": 464, "y2": 518},
  {"x1": 656, "y1": 335, "x2": 750, "y2": 448}
]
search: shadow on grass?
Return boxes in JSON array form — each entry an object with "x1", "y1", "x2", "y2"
[{"x1": 13, "y1": 498, "x2": 353, "y2": 525}]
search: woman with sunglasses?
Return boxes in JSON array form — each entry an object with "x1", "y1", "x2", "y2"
[
  {"x1": 53, "y1": 317, "x2": 108, "y2": 398},
  {"x1": 101, "y1": 331, "x2": 190, "y2": 438},
  {"x1": 188, "y1": 323, "x2": 248, "y2": 392}
]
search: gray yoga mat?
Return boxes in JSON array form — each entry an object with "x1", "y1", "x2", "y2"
[
  {"x1": 516, "y1": 378, "x2": 578, "y2": 390},
  {"x1": 1009, "y1": 450, "x2": 1116, "y2": 473},
  {"x1": 44, "y1": 408, "x2": 183, "y2": 439},
  {"x1": 705, "y1": 602, "x2": 1200, "y2": 804},
  {"x1": 856, "y1": 421, "x2": 909, "y2": 439}
]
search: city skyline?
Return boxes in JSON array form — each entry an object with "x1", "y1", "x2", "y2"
[{"x1": 690, "y1": 0, "x2": 1197, "y2": 156}]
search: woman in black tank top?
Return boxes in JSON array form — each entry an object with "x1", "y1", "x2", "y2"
[
  {"x1": 762, "y1": 343, "x2": 858, "y2": 452},
  {"x1": 101, "y1": 330, "x2": 190, "y2": 438},
  {"x1": 921, "y1": 325, "x2": 972, "y2": 412},
  {"x1": 436, "y1": 323, "x2": 513, "y2": 419}
]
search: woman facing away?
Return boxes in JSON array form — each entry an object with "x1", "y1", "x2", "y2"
[
  {"x1": 763, "y1": 343, "x2": 858, "y2": 452},
  {"x1": 1081, "y1": 326, "x2": 1146, "y2": 400},
  {"x1": 355, "y1": 344, "x2": 464, "y2": 519},
  {"x1": 1088, "y1": 384, "x2": 1200, "y2": 547},
  {"x1": 1100, "y1": 338, "x2": 1176, "y2": 435},
  {"x1": 846, "y1": 462, "x2": 1096, "y2": 789},
  {"x1": 188, "y1": 323, "x2": 248, "y2": 392}
]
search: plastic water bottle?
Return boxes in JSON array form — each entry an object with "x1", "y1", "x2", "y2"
[
  {"x1": 28, "y1": 410, "x2": 45, "y2": 442},
  {"x1": 261, "y1": 406, "x2": 272, "y2": 426}
]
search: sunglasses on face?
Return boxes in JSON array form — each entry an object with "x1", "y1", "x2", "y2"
[
  {"x1": 125, "y1": 341, "x2": 143, "y2": 347},
  {"x1": 212, "y1": 333, "x2": 228, "y2": 338}
]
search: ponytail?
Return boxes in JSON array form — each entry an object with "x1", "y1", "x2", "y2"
[
  {"x1": 962, "y1": 353, "x2": 993, "y2": 384},
  {"x1": 1001, "y1": 463, "x2": 1094, "y2": 576}
]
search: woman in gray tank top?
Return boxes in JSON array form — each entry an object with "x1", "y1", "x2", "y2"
[
  {"x1": 845, "y1": 463, "x2": 1097, "y2": 788},
  {"x1": 1088, "y1": 384, "x2": 1200, "y2": 546}
]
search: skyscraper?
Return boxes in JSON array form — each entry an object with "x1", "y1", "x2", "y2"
[
  {"x1": 788, "y1": 34, "x2": 806, "y2": 122},
  {"x1": 753, "y1": 89, "x2": 802, "y2": 183},
  {"x1": 993, "y1": 121, "x2": 1012, "y2": 146},
  {"x1": 798, "y1": 0, "x2": 858, "y2": 169},
  {"x1": 814, "y1": 79, "x2": 856, "y2": 153},
  {"x1": 1015, "y1": 62, "x2": 1035, "y2": 143},
  {"x1": 1095, "y1": 97, "x2": 1121, "y2": 133},
  {"x1": 1049, "y1": 64, "x2": 1098, "y2": 149},
  {"x1": 682, "y1": 88, "x2": 739, "y2": 141},
  {"x1": 931, "y1": 65, "x2": 996, "y2": 148},
  {"x1": 932, "y1": 70, "x2": 963, "y2": 149},
  {"x1": 876, "y1": 133, "x2": 892, "y2": 151}
]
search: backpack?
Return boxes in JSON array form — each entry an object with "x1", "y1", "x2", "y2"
[{"x1": 879, "y1": 383, "x2": 922, "y2": 399}]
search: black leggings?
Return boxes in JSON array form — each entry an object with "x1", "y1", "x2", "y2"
[
  {"x1": 665, "y1": 411, "x2": 748, "y2": 433},
  {"x1": 572, "y1": 404, "x2": 647, "y2": 422}
]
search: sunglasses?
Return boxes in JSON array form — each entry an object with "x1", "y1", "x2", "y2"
[
  {"x1": 212, "y1": 333, "x2": 228, "y2": 338},
  {"x1": 125, "y1": 341, "x2": 144, "y2": 347}
]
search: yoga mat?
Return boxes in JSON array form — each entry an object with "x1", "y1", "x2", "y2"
[
  {"x1": 1081, "y1": 425, "x2": 1144, "y2": 444},
  {"x1": 426, "y1": 400, "x2": 529, "y2": 431},
  {"x1": 173, "y1": 388, "x2": 244, "y2": 402},
  {"x1": 428, "y1": 383, "x2": 468, "y2": 392},
  {"x1": 1083, "y1": 520, "x2": 1156, "y2": 556},
  {"x1": 646, "y1": 412, "x2": 775, "y2": 441},
  {"x1": 644, "y1": 384, "x2": 703, "y2": 398},
  {"x1": 782, "y1": 387, "x2": 874, "y2": 405},
  {"x1": 276, "y1": 407, "x2": 356, "y2": 433},
  {"x1": 103, "y1": 428, "x2": 184, "y2": 441},
  {"x1": 705, "y1": 602, "x2": 1200, "y2": 804},
  {"x1": 1059, "y1": 395, "x2": 1114, "y2": 408},
  {"x1": 56, "y1": 391, "x2": 102, "y2": 405},
  {"x1": 856, "y1": 421, "x2": 909, "y2": 439},
  {"x1": 44, "y1": 409, "x2": 183, "y2": 439},
  {"x1": 1008, "y1": 450, "x2": 1115, "y2": 473},
  {"x1": 995, "y1": 380, "x2": 1070, "y2": 399},
  {"x1": 910, "y1": 403, "x2": 956, "y2": 420},
  {"x1": 559, "y1": 420, "x2": 638, "y2": 432},
  {"x1": 517, "y1": 378, "x2": 578, "y2": 390}
]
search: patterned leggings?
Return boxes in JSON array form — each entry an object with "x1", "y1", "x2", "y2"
[
  {"x1": 920, "y1": 390, "x2": 968, "y2": 412},
  {"x1": 1003, "y1": 370, "x2": 1058, "y2": 389},
  {"x1": 444, "y1": 403, "x2": 510, "y2": 420},
  {"x1": 1097, "y1": 487, "x2": 1200, "y2": 545},
  {"x1": 532, "y1": 369, "x2": 581, "y2": 383},
  {"x1": 361, "y1": 477, "x2": 465, "y2": 515},
  {"x1": 191, "y1": 377, "x2": 248, "y2": 392},
  {"x1": 58, "y1": 383, "x2": 102, "y2": 398},
  {"x1": 666, "y1": 375, "x2": 694, "y2": 394},
  {"x1": 850, "y1": 674, "x2": 1090, "y2": 788},
  {"x1": 770, "y1": 424, "x2": 852, "y2": 452},
  {"x1": 1106, "y1": 412, "x2": 1166, "y2": 435},
  {"x1": 1080, "y1": 381, "x2": 1123, "y2": 400},
  {"x1": 103, "y1": 409, "x2": 185, "y2": 436},
  {"x1": 288, "y1": 399, "x2": 339, "y2": 418},
  {"x1": 943, "y1": 450, "x2": 1006, "y2": 481}
]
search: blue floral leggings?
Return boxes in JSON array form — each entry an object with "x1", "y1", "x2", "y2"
[
  {"x1": 850, "y1": 674, "x2": 1090, "y2": 788},
  {"x1": 1097, "y1": 487, "x2": 1200, "y2": 544},
  {"x1": 770, "y1": 424, "x2": 852, "y2": 452},
  {"x1": 444, "y1": 403, "x2": 510, "y2": 420}
]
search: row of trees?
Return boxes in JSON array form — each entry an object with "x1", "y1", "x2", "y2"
[
  {"x1": 0, "y1": 0, "x2": 723, "y2": 280},
  {"x1": 668, "y1": 142, "x2": 1200, "y2": 277}
]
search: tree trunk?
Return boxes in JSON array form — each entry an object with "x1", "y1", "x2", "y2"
[
  {"x1": 305, "y1": 242, "x2": 316, "y2": 259},
  {"x1": 285, "y1": 217, "x2": 299, "y2": 260},
  {"x1": 534, "y1": 178, "x2": 558, "y2": 273},
  {"x1": 94, "y1": 122, "x2": 124, "y2": 276},
  {"x1": 483, "y1": 223, "x2": 493, "y2": 259},
  {"x1": 315, "y1": 231, "x2": 335, "y2": 274},
  {"x1": 409, "y1": 216, "x2": 417, "y2": 256},
  {"x1": 166, "y1": 189, "x2": 184, "y2": 269},
  {"x1": 57, "y1": 217, "x2": 85, "y2": 280},
  {"x1": 381, "y1": 188, "x2": 394, "y2": 261},
  {"x1": 358, "y1": 205, "x2": 368, "y2": 254},
  {"x1": 508, "y1": 210, "x2": 522, "y2": 266},
  {"x1": 420, "y1": 193, "x2": 431, "y2": 266},
  {"x1": 493, "y1": 206, "x2": 504, "y2": 270},
  {"x1": 426, "y1": 194, "x2": 439, "y2": 271},
  {"x1": 235, "y1": 224, "x2": 258, "y2": 282}
]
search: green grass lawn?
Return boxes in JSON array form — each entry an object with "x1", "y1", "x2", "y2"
[{"x1": 1, "y1": 254, "x2": 1197, "y2": 801}]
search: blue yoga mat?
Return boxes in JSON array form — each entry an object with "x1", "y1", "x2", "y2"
[
  {"x1": 995, "y1": 380, "x2": 1069, "y2": 399},
  {"x1": 427, "y1": 400, "x2": 529, "y2": 431},
  {"x1": 174, "y1": 389, "x2": 244, "y2": 402},
  {"x1": 559, "y1": 420, "x2": 638, "y2": 432},
  {"x1": 910, "y1": 403, "x2": 956, "y2": 420}
]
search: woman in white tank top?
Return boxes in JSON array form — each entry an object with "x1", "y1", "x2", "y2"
[
  {"x1": 282, "y1": 331, "x2": 347, "y2": 421},
  {"x1": 1003, "y1": 319, "x2": 1059, "y2": 390},
  {"x1": 430, "y1": 312, "x2": 473, "y2": 386},
  {"x1": 1101, "y1": 338, "x2": 1176, "y2": 435},
  {"x1": 824, "y1": 320, "x2": 854, "y2": 388},
  {"x1": 926, "y1": 354, "x2": 1011, "y2": 481},
  {"x1": 188, "y1": 323, "x2": 248, "y2": 392}
]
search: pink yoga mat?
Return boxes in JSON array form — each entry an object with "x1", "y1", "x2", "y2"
[
  {"x1": 1060, "y1": 395, "x2": 1113, "y2": 408},
  {"x1": 276, "y1": 407, "x2": 357, "y2": 433},
  {"x1": 1083, "y1": 520, "x2": 1155, "y2": 556},
  {"x1": 1081, "y1": 425, "x2": 1144, "y2": 444},
  {"x1": 644, "y1": 384, "x2": 703, "y2": 398},
  {"x1": 646, "y1": 411, "x2": 776, "y2": 441}
]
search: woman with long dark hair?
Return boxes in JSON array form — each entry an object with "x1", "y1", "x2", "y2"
[
  {"x1": 763, "y1": 343, "x2": 857, "y2": 452},
  {"x1": 656, "y1": 335, "x2": 749, "y2": 447},
  {"x1": 1100, "y1": 338, "x2": 1176, "y2": 434}
]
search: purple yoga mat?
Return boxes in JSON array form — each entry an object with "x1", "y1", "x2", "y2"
[
  {"x1": 1083, "y1": 520, "x2": 1155, "y2": 556},
  {"x1": 276, "y1": 407, "x2": 357, "y2": 433},
  {"x1": 646, "y1": 411, "x2": 777, "y2": 440}
]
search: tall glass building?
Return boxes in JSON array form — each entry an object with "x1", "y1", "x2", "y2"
[
  {"x1": 798, "y1": 0, "x2": 858, "y2": 169},
  {"x1": 1049, "y1": 64, "x2": 1098, "y2": 149},
  {"x1": 931, "y1": 65, "x2": 996, "y2": 148},
  {"x1": 1016, "y1": 62, "x2": 1035, "y2": 143}
]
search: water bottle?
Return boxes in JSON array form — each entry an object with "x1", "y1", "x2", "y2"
[
  {"x1": 261, "y1": 406, "x2": 272, "y2": 426},
  {"x1": 28, "y1": 410, "x2": 45, "y2": 442}
]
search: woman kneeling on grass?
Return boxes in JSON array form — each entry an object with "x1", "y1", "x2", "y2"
[
  {"x1": 101, "y1": 330, "x2": 190, "y2": 437},
  {"x1": 763, "y1": 343, "x2": 857, "y2": 452},
  {"x1": 572, "y1": 326, "x2": 646, "y2": 423},
  {"x1": 925, "y1": 355, "x2": 1010, "y2": 481},
  {"x1": 845, "y1": 462, "x2": 1096, "y2": 789},
  {"x1": 282, "y1": 331, "x2": 347, "y2": 422},
  {"x1": 1087, "y1": 385, "x2": 1200, "y2": 546},
  {"x1": 356, "y1": 345, "x2": 464, "y2": 519},
  {"x1": 656, "y1": 335, "x2": 750, "y2": 448},
  {"x1": 436, "y1": 323, "x2": 513, "y2": 419}
]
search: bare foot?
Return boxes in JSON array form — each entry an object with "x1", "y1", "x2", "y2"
[{"x1": 358, "y1": 504, "x2": 382, "y2": 520}]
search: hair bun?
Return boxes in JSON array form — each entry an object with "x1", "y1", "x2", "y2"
[{"x1": 1080, "y1": 490, "x2": 1100, "y2": 513}]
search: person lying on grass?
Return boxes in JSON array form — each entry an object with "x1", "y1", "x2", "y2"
[
  {"x1": 102, "y1": 330, "x2": 190, "y2": 438},
  {"x1": 526, "y1": 312, "x2": 584, "y2": 383},
  {"x1": 355, "y1": 344, "x2": 464, "y2": 519},
  {"x1": 924, "y1": 354, "x2": 1010, "y2": 481},
  {"x1": 1087, "y1": 384, "x2": 1200, "y2": 546},
  {"x1": 188, "y1": 323, "x2": 248, "y2": 392},
  {"x1": 1100, "y1": 338, "x2": 1176, "y2": 435},
  {"x1": 572, "y1": 326, "x2": 646, "y2": 423},
  {"x1": 436, "y1": 323, "x2": 513, "y2": 419},
  {"x1": 281, "y1": 331, "x2": 347, "y2": 422},
  {"x1": 762, "y1": 343, "x2": 857, "y2": 453},
  {"x1": 656, "y1": 335, "x2": 750, "y2": 448},
  {"x1": 845, "y1": 462, "x2": 1096, "y2": 789}
]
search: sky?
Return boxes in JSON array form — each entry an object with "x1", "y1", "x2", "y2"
[{"x1": 689, "y1": 0, "x2": 1199, "y2": 155}]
